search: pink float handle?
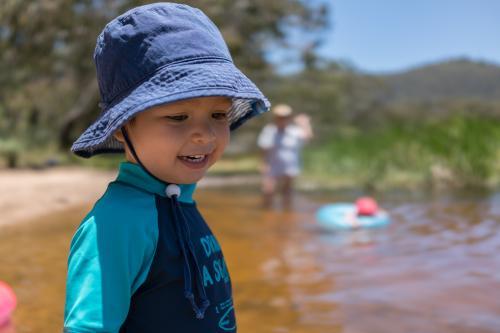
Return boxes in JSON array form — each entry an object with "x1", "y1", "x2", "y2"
[{"x1": 0, "y1": 281, "x2": 16, "y2": 327}]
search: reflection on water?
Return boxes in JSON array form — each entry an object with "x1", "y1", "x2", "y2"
[{"x1": 0, "y1": 189, "x2": 499, "y2": 332}]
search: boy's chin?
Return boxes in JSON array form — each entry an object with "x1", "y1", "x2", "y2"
[{"x1": 161, "y1": 171, "x2": 206, "y2": 185}]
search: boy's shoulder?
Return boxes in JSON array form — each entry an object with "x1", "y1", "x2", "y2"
[
  {"x1": 65, "y1": 180, "x2": 160, "y2": 332},
  {"x1": 80, "y1": 180, "x2": 158, "y2": 232}
]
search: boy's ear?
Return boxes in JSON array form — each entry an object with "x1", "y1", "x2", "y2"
[
  {"x1": 113, "y1": 128, "x2": 125, "y2": 143},
  {"x1": 114, "y1": 118, "x2": 136, "y2": 143}
]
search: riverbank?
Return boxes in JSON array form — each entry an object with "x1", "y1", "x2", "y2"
[
  {"x1": 303, "y1": 115, "x2": 500, "y2": 191},
  {"x1": 0, "y1": 166, "x2": 263, "y2": 227},
  {"x1": 2, "y1": 150, "x2": 498, "y2": 228},
  {"x1": 0, "y1": 167, "x2": 114, "y2": 227}
]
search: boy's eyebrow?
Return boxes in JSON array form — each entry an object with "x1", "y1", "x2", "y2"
[
  {"x1": 213, "y1": 100, "x2": 233, "y2": 109},
  {"x1": 213, "y1": 104, "x2": 232, "y2": 111}
]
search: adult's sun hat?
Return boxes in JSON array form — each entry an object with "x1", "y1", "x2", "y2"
[
  {"x1": 71, "y1": 2, "x2": 270, "y2": 158},
  {"x1": 272, "y1": 104, "x2": 293, "y2": 117}
]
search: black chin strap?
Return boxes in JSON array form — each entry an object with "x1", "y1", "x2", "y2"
[
  {"x1": 120, "y1": 127, "x2": 165, "y2": 184},
  {"x1": 122, "y1": 127, "x2": 210, "y2": 319}
]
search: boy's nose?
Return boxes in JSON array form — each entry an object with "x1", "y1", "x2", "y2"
[{"x1": 191, "y1": 122, "x2": 216, "y2": 144}]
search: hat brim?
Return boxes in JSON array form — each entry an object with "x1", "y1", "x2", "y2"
[{"x1": 71, "y1": 60, "x2": 270, "y2": 158}]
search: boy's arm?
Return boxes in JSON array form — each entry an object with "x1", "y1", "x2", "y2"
[{"x1": 64, "y1": 205, "x2": 157, "y2": 333}]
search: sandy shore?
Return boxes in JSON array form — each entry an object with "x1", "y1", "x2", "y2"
[
  {"x1": 0, "y1": 167, "x2": 116, "y2": 227},
  {"x1": 0, "y1": 167, "x2": 261, "y2": 227}
]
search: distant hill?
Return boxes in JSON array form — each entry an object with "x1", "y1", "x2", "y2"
[{"x1": 376, "y1": 58, "x2": 500, "y2": 103}]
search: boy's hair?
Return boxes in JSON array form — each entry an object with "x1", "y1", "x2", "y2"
[{"x1": 71, "y1": 3, "x2": 270, "y2": 158}]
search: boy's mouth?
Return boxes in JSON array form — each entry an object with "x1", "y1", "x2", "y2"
[
  {"x1": 177, "y1": 154, "x2": 210, "y2": 170},
  {"x1": 178, "y1": 154, "x2": 207, "y2": 163}
]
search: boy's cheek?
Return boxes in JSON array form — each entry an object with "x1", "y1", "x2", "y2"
[
  {"x1": 224, "y1": 126, "x2": 231, "y2": 142},
  {"x1": 221, "y1": 131, "x2": 231, "y2": 153}
]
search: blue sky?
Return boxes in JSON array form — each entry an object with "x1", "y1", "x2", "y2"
[{"x1": 271, "y1": 0, "x2": 500, "y2": 73}]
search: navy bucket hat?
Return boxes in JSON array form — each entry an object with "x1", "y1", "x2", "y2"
[{"x1": 71, "y1": 2, "x2": 270, "y2": 158}]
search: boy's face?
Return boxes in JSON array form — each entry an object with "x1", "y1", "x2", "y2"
[{"x1": 116, "y1": 96, "x2": 231, "y2": 184}]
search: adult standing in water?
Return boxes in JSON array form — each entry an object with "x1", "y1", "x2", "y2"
[{"x1": 257, "y1": 104, "x2": 313, "y2": 209}]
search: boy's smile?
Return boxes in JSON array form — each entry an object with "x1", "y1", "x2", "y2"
[{"x1": 115, "y1": 96, "x2": 232, "y2": 184}]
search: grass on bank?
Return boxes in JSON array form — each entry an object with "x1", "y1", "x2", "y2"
[{"x1": 303, "y1": 115, "x2": 500, "y2": 190}]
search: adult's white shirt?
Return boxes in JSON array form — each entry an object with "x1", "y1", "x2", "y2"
[{"x1": 257, "y1": 124, "x2": 306, "y2": 177}]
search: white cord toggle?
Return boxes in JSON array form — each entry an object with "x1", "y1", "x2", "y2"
[{"x1": 165, "y1": 184, "x2": 181, "y2": 198}]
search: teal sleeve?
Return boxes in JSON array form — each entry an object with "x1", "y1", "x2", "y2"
[{"x1": 64, "y1": 186, "x2": 158, "y2": 333}]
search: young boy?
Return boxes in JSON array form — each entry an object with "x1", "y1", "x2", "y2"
[{"x1": 64, "y1": 3, "x2": 269, "y2": 332}]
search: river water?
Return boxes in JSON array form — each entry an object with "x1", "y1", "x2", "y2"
[{"x1": 0, "y1": 188, "x2": 499, "y2": 333}]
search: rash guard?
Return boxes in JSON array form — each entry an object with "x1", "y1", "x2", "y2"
[{"x1": 64, "y1": 162, "x2": 236, "y2": 332}]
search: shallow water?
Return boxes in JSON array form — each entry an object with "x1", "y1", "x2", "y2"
[{"x1": 0, "y1": 189, "x2": 499, "y2": 333}]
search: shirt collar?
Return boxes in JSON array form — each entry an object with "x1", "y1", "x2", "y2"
[{"x1": 115, "y1": 162, "x2": 196, "y2": 203}]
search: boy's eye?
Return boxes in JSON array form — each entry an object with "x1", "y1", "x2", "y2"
[
  {"x1": 165, "y1": 115, "x2": 188, "y2": 121},
  {"x1": 212, "y1": 112, "x2": 228, "y2": 120}
]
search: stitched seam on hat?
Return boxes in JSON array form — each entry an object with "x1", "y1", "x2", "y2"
[
  {"x1": 102, "y1": 56, "x2": 233, "y2": 108},
  {"x1": 76, "y1": 87, "x2": 262, "y2": 144}
]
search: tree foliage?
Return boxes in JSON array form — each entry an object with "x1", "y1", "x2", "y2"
[{"x1": 0, "y1": 0, "x2": 328, "y2": 151}]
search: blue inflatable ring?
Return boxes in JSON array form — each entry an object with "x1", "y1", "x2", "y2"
[{"x1": 316, "y1": 203, "x2": 391, "y2": 230}]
